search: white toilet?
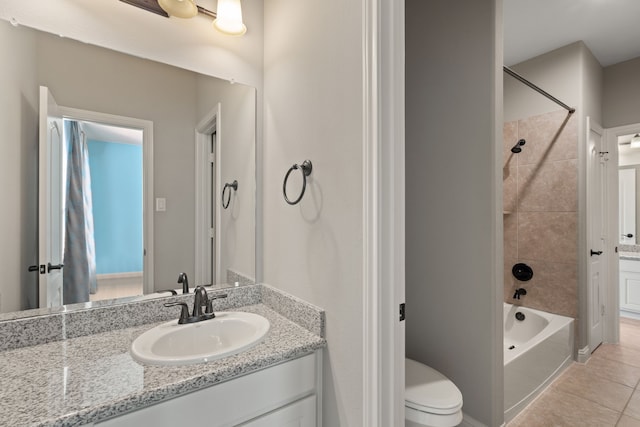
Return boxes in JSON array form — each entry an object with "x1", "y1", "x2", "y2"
[{"x1": 405, "y1": 358, "x2": 463, "y2": 427}]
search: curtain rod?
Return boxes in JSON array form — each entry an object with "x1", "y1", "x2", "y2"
[{"x1": 503, "y1": 66, "x2": 575, "y2": 114}]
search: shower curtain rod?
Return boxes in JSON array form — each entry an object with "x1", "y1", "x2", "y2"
[{"x1": 503, "y1": 66, "x2": 576, "y2": 114}]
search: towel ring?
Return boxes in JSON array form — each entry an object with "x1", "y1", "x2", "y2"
[
  {"x1": 283, "y1": 160, "x2": 312, "y2": 205},
  {"x1": 222, "y1": 180, "x2": 238, "y2": 209}
]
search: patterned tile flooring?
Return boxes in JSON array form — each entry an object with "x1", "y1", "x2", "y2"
[{"x1": 508, "y1": 317, "x2": 640, "y2": 427}]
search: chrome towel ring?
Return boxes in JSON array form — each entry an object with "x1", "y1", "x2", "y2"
[
  {"x1": 222, "y1": 180, "x2": 238, "y2": 209},
  {"x1": 283, "y1": 160, "x2": 312, "y2": 205}
]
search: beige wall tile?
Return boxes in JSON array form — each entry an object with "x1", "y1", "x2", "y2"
[
  {"x1": 504, "y1": 259, "x2": 577, "y2": 317},
  {"x1": 518, "y1": 159, "x2": 578, "y2": 212},
  {"x1": 518, "y1": 212, "x2": 578, "y2": 263},
  {"x1": 503, "y1": 166, "x2": 518, "y2": 213},
  {"x1": 504, "y1": 213, "x2": 518, "y2": 258},
  {"x1": 504, "y1": 120, "x2": 519, "y2": 168},
  {"x1": 517, "y1": 109, "x2": 578, "y2": 166}
]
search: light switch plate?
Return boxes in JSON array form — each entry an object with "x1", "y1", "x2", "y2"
[{"x1": 156, "y1": 198, "x2": 166, "y2": 212}]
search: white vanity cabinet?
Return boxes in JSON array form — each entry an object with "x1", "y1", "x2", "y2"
[
  {"x1": 95, "y1": 352, "x2": 321, "y2": 427},
  {"x1": 620, "y1": 259, "x2": 640, "y2": 317}
]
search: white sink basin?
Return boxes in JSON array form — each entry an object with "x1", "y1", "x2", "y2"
[{"x1": 131, "y1": 312, "x2": 270, "y2": 366}]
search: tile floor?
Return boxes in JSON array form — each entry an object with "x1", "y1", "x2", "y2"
[{"x1": 508, "y1": 317, "x2": 640, "y2": 426}]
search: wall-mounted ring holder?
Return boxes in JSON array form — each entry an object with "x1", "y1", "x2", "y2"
[
  {"x1": 283, "y1": 160, "x2": 312, "y2": 205},
  {"x1": 222, "y1": 180, "x2": 238, "y2": 209}
]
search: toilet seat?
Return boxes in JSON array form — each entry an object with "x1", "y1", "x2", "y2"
[{"x1": 405, "y1": 358, "x2": 463, "y2": 420}]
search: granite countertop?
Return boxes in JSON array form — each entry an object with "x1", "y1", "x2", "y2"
[
  {"x1": 0, "y1": 303, "x2": 325, "y2": 427},
  {"x1": 619, "y1": 251, "x2": 640, "y2": 260}
]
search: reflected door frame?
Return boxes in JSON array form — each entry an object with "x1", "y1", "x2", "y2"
[
  {"x1": 58, "y1": 106, "x2": 154, "y2": 297},
  {"x1": 604, "y1": 121, "x2": 640, "y2": 345},
  {"x1": 195, "y1": 103, "x2": 221, "y2": 286}
]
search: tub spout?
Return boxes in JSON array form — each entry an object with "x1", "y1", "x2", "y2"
[{"x1": 513, "y1": 288, "x2": 527, "y2": 299}]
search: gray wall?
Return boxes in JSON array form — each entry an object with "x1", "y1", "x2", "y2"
[
  {"x1": 0, "y1": 23, "x2": 39, "y2": 312},
  {"x1": 405, "y1": 1, "x2": 503, "y2": 425},
  {"x1": 603, "y1": 57, "x2": 640, "y2": 128},
  {"x1": 263, "y1": 0, "x2": 365, "y2": 423}
]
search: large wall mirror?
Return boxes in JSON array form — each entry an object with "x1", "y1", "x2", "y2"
[
  {"x1": 619, "y1": 132, "x2": 640, "y2": 245},
  {"x1": 0, "y1": 18, "x2": 256, "y2": 317}
]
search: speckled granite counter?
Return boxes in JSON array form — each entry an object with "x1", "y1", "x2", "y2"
[
  {"x1": 620, "y1": 251, "x2": 640, "y2": 261},
  {"x1": 0, "y1": 285, "x2": 325, "y2": 427}
]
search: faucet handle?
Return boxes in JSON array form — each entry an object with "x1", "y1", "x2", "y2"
[
  {"x1": 164, "y1": 302, "x2": 190, "y2": 324},
  {"x1": 206, "y1": 294, "x2": 228, "y2": 314}
]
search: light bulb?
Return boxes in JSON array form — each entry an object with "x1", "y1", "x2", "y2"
[{"x1": 213, "y1": 0, "x2": 247, "y2": 36}]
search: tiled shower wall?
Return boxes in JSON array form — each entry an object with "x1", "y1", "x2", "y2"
[{"x1": 503, "y1": 109, "x2": 578, "y2": 318}]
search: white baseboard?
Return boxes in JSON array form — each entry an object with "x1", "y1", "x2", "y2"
[
  {"x1": 460, "y1": 412, "x2": 488, "y2": 427},
  {"x1": 621, "y1": 310, "x2": 640, "y2": 321},
  {"x1": 577, "y1": 345, "x2": 591, "y2": 363}
]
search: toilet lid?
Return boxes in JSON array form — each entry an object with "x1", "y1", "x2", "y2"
[{"x1": 405, "y1": 358, "x2": 463, "y2": 415}]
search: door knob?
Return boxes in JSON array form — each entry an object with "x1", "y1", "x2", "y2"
[
  {"x1": 590, "y1": 250, "x2": 603, "y2": 256},
  {"x1": 47, "y1": 263, "x2": 64, "y2": 273},
  {"x1": 622, "y1": 233, "x2": 634, "y2": 238}
]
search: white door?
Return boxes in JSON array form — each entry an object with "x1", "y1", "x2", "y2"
[
  {"x1": 619, "y1": 168, "x2": 636, "y2": 244},
  {"x1": 588, "y1": 117, "x2": 607, "y2": 352},
  {"x1": 38, "y1": 86, "x2": 65, "y2": 308}
]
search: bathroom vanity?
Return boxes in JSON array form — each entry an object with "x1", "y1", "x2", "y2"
[
  {"x1": 620, "y1": 253, "x2": 640, "y2": 318},
  {"x1": 0, "y1": 284, "x2": 325, "y2": 426}
]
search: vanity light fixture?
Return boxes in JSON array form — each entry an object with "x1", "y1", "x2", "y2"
[
  {"x1": 213, "y1": 0, "x2": 247, "y2": 36},
  {"x1": 631, "y1": 134, "x2": 640, "y2": 149},
  {"x1": 156, "y1": 0, "x2": 247, "y2": 36},
  {"x1": 158, "y1": 0, "x2": 198, "y2": 18}
]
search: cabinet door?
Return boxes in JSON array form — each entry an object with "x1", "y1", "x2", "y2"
[
  {"x1": 620, "y1": 267, "x2": 640, "y2": 313},
  {"x1": 240, "y1": 395, "x2": 316, "y2": 427}
]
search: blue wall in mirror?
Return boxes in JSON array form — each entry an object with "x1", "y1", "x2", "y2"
[{"x1": 87, "y1": 140, "x2": 143, "y2": 274}]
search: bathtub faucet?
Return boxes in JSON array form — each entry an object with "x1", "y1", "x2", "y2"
[{"x1": 513, "y1": 288, "x2": 527, "y2": 299}]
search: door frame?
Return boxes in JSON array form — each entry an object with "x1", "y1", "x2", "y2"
[
  {"x1": 605, "y1": 122, "x2": 640, "y2": 344},
  {"x1": 363, "y1": 0, "x2": 405, "y2": 424},
  {"x1": 59, "y1": 106, "x2": 155, "y2": 296},
  {"x1": 194, "y1": 104, "x2": 222, "y2": 286}
]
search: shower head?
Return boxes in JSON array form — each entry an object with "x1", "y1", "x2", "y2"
[{"x1": 511, "y1": 139, "x2": 526, "y2": 153}]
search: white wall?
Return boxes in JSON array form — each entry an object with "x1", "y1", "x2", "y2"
[
  {"x1": 0, "y1": 23, "x2": 39, "y2": 312},
  {"x1": 263, "y1": 0, "x2": 365, "y2": 424},
  {"x1": 405, "y1": 1, "x2": 503, "y2": 425},
  {"x1": 0, "y1": 0, "x2": 264, "y2": 88},
  {"x1": 603, "y1": 57, "x2": 640, "y2": 128}
]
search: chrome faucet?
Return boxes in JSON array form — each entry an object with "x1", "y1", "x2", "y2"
[
  {"x1": 164, "y1": 286, "x2": 228, "y2": 324},
  {"x1": 178, "y1": 272, "x2": 189, "y2": 294}
]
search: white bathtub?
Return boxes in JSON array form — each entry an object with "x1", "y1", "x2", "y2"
[{"x1": 503, "y1": 303, "x2": 574, "y2": 421}]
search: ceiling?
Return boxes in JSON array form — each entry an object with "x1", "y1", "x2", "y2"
[
  {"x1": 81, "y1": 121, "x2": 143, "y2": 146},
  {"x1": 504, "y1": 0, "x2": 640, "y2": 67}
]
